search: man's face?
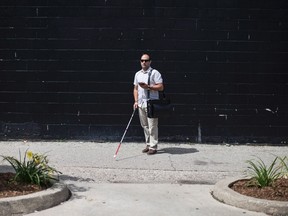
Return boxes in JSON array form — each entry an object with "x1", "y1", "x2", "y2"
[{"x1": 140, "y1": 54, "x2": 151, "y2": 70}]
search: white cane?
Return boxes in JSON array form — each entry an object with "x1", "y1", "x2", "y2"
[{"x1": 113, "y1": 109, "x2": 136, "y2": 159}]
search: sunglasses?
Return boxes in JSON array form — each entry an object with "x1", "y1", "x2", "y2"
[{"x1": 140, "y1": 59, "x2": 150, "y2": 62}]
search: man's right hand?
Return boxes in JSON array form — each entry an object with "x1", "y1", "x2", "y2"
[{"x1": 133, "y1": 102, "x2": 138, "y2": 110}]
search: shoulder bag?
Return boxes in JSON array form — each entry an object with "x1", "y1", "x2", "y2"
[{"x1": 146, "y1": 70, "x2": 174, "y2": 118}]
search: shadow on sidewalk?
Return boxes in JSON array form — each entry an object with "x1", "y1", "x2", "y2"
[
  {"x1": 115, "y1": 147, "x2": 198, "y2": 161},
  {"x1": 60, "y1": 175, "x2": 93, "y2": 200},
  {"x1": 157, "y1": 147, "x2": 198, "y2": 155},
  {"x1": 0, "y1": 165, "x2": 14, "y2": 173}
]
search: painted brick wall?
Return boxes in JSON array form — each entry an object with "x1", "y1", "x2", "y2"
[{"x1": 0, "y1": 0, "x2": 287, "y2": 143}]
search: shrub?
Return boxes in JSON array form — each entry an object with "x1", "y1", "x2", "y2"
[
  {"x1": 246, "y1": 156, "x2": 282, "y2": 187},
  {"x1": 1, "y1": 149, "x2": 62, "y2": 187},
  {"x1": 278, "y1": 156, "x2": 288, "y2": 178}
]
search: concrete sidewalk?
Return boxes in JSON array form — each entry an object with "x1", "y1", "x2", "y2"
[{"x1": 1, "y1": 141, "x2": 287, "y2": 216}]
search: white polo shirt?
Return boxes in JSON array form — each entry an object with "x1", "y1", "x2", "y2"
[{"x1": 133, "y1": 67, "x2": 163, "y2": 107}]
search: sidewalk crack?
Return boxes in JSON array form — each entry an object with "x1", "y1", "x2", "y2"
[{"x1": 169, "y1": 155, "x2": 176, "y2": 171}]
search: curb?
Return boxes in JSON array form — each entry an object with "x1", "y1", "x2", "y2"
[
  {"x1": 0, "y1": 182, "x2": 70, "y2": 216},
  {"x1": 212, "y1": 177, "x2": 288, "y2": 216}
]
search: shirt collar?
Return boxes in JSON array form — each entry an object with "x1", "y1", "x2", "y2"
[{"x1": 142, "y1": 67, "x2": 152, "y2": 74}]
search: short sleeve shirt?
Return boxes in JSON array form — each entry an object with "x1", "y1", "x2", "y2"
[{"x1": 133, "y1": 67, "x2": 163, "y2": 107}]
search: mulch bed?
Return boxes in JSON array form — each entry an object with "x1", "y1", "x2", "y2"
[
  {"x1": 0, "y1": 172, "x2": 45, "y2": 198},
  {"x1": 230, "y1": 178, "x2": 288, "y2": 202}
]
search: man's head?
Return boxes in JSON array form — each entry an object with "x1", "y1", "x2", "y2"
[{"x1": 140, "y1": 54, "x2": 151, "y2": 71}]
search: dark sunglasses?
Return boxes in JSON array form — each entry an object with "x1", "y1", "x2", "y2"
[{"x1": 140, "y1": 59, "x2": 150, "y2": 62}]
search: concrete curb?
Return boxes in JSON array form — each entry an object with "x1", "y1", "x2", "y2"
[
  {"x1": 0, "y1": 182, "x2": 70, "y2": 216},
  {"x1": 212, "y1": 177, "x2": 288, "y2": 216}
]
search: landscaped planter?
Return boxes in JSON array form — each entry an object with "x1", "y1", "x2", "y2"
[
  {"x1": 0, "y1": 182, "x2": 70, "y2": 216},
  {"x1": 212, "y1": 177, "x2": 288, "y2": 216}
]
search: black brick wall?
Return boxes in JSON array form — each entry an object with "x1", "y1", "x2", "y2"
[{"x1": 0, "y1": 0, "x2": 287, "y2": 144}]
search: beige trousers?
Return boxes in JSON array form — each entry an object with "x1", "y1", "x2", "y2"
[{"x1": 138, "y1": 106, "x2": 158, "y2": 149}]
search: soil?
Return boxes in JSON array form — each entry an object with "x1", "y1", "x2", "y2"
[
  {"x1": 230, "y1": 178, "x2": 288, "y2": 202},
  {"x1": 0, "y1": 172, "x2": 45, "y2": 198}
]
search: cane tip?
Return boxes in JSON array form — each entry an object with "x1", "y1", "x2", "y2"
[{"x1": 113, "y1": 155, "x2": 117, "y2": 159}]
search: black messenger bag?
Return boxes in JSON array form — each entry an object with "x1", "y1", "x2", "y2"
[{"x1": 147, "y1": 70, "x2": 174, "y2": 118}]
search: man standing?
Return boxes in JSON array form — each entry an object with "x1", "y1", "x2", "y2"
[{"x1": 133, "y1": 54, "x2": 164, "y2": 155}]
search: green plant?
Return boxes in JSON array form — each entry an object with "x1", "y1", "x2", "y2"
[
  {"x1": 246, "y1": 156, "x2": 282, "y2": 187},
  {"x1": 1, "y1": 149, "x2": 62, "y2": 187},
  {"x1": 278, "y1": 156, "x2": 288, "y2": 178}
]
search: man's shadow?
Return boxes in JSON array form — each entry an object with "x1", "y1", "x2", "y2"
[
  {"x1": 157, "y1": 147, "x2": 199, "y2": 155},
  {"x1": 116, "y1": 147, "x2": 198, "y2": 161}
]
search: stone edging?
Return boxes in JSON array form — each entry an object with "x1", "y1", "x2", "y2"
[
  {"x1": 0, "y1": 182, "x2": 70, "y2": 216},
  {"x1": 212, "y1": 177, "x2": 288, "y2": 216}
]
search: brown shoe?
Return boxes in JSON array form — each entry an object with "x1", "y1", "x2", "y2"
[
  {"x1": 142, "y1": 145, "x2": 150, "y2": 153},
  {"x1": 147, "y1": 149, "x2": 157, "y2": 155}
]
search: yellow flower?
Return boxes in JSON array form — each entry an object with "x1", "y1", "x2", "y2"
[
  {"x1": 34, "y1": 159, "x2": 40, "y2": 164},
  {"x1": 26, "y1": 151, "x2": 33, "y2": 159}
]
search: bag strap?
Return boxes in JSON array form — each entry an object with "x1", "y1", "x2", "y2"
[
  {"x1": 147, "y1": 69, "x2": 165, "y2": 99},
  {"x1": 147, "y1": 69, "x2": 152, "y2": 99}
]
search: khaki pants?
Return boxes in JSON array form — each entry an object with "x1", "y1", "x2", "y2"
[{"x1": 138, "y1": 106, "x2": 158, "y2": 149}]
